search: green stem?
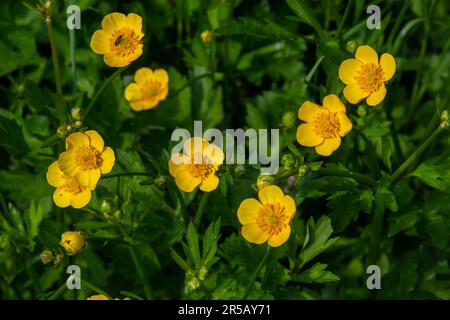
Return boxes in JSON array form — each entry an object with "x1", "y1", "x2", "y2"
[
  {"x1": 194, "y1": 192, "x2": 210, "y2": 227},
  {"x1": 45, "y1": 16, "x2": 63, "y2": 116},
  {"x1": 128, "y1": 246, "x2": 153, "y2": 299},
  {"x1": 336, "y1": 0, "x2": 353, "y2": 41},
  {"x1": 390, "y1": 126, "x2": 443, "y2": 183},
  {"x1": 69, "y1": 9, "x2": 77, "y2": 95},
  {"x1": 84, "y1": 66, "x2": 128, "y2": 118},
  {"x1": 168, "y1": 73, "x2": 212, "y2": 100},
  {"x1": 243, "y1": 246, "x2": 271, "y2": 300},
  {"x1": 101, "y1": 172, "x2": 152, "y2": 180},
  {"x1": 82, "y1": 280, "x2": 113, "y2": 299},
  {"x1": 318, "y1": 168, "x2": 378, "y2": 187},
  {"x1": 48, "y1": 283, "x2": 67, "y2": 300},
  {"x1": 286, "y1": 139, "x2": 303, "y2": 159}
]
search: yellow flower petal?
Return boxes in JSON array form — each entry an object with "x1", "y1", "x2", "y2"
[
  {"x1": 296, "y1": 123, "x2": 324, "y2": 147},
  {"x1": 70, "y1": 189, "x2": 92, "y2": 209},
  {"x1": 380, "y1": 53, "x2": 396, "y2": 81},
  {"x1": 154, "y1": 69, "x2": 169, "y2": 84},
  {"x1": 343, "y1": 83, "x2": 368, "y2": 104},
  {"x1": 66, "y1": 132, "x2": 89, "y2": 150},
  {"x1": 90, "y1": 30, "x2": 111, "y2": 54},
  {"x1": 199, "y1": 174, "x2": 219, "y2": 192},
  {"x1": 100, "y1": 147, "x2": 115, "y2": 174},
  {"x1": 323, "y1": 94, "x2": 346, "y2": 113},
  {"x1": 46, "y1": 161, "x2": 65, "y2": 187},
  {"x1": 336, "y1": 112, "x2": 353, "y2": 136},
  {"x1": 366, "y1": 84, "x2": 386, "y2": 106},
  {"x1": 268, "y1": 226, "x2": 291, "y2": 247},
  {"x1": 53, "y1": 188, "x2": 71, "y2": 208},
  {"x1": 237, "y1": 198, "x2": 262, "y2": 224},
  {"x1": 101, "y1": 12, "x2": 127, "y2": 33},
  {"x1": 258, "y1": 185, "x2": 284, "y2": 205},
  {"x1": 103, "y1": 53, "x2": 130, "y2": 68},
  {"x1": 298, "y1": 101, "x2": 322, "y2": 122},
  {"x1": 87, "y1": 295, "x2": 109, "y2": 300},
  {"x1": 134, "y1": 67, "x2": 153, "y2": 84},
  {"x1": 241, "y1": 223, "x2": 268, "y2": 244},
  {"x1": 183, "y1": 137, "x2": 209, "y2": 156},
  {"x1": 355, "y1": 45, "x2": 378, "y2": 64},
  {"x1": 203, "y1": 143, "x2": 224, "y2": 165},
  {"x1": 85, "y1": 130, "x2": 104, "y2": 151},
  {"x1": 168, "y1": 154, "x2": 187, "y2": 177},
  {"x1": 126, "y1": 13, "x2": 143, "y2": 34},
  {"x1": 315, "y1": 137, "x2": 341, "y2": 156},
  {"x1": 338, "y1": 59, "x2": 362, "y2": 84},
  {"x1": 58, "y1": 151, "x2": 78, "y2": 177},
  {"x1": 124, "y1": 83, "x2": 140, "y2": 101},
  {"x1": 282, "y1": 195, "x2": 296, "y2": 220},
  {"x1": 76, "y1": 169, "x2": 101, "y2": 190},
  {"x1": 175, "y1": 170, "x2": 201, "y2": 192}
]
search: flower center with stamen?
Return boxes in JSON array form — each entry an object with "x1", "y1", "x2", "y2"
[
  {"x1": 110, "y1": 27, "x2": 141, "y2": 58},
  {"x1": 354, "y1": 63, "x2": 385, "y2": 93},
  {"x1": 312, "y1": 112, "x2": 340, "y2": 139},
  {"x1": 256, "y1": 203, "x2": 288, "y2": 236},
  {"x1": 187, "y1": 155, "x2": 214, "y2": 179},
  {"x1": 142, "y1": 80, "x2": 163, "y2": 99},
  {"x1": 75, "y1": 146, "x2": 103, "y2": 171},
  {"x1": 63, "y1": 177, "x2": 83, "y2": 195}
]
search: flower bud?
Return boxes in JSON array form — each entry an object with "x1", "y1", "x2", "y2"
[
  {"x1": 73, "y1": 120, "x2": 83, "y2": 128},
  {"x1": 357, "y1": 105, "x2": 367, "y2": 117},
  {"x1": 281, "y1": 111, "x2": 296, "y2": 129},
  {"x1": 71, "y1": 107, "x2": 83, "y2": 121},
  {"x1": 346, "y1": 40, "x2": 357, "y2": 53},
  {"x1": 60, "y1": 231, "x2": 86, "y2": 255},
  {"x1": 40, "y1": 250, "x2": 54, "y2": 264},
  {"x1": 256, "y1": 174, "x2": 275, "y2": 190},
  {"x1": 186, "y1": 277, "x2": 201, "y2": 291},
  {"x1": 57, "y1": 126, "x2": 67, "y2": 138},
  {"x1": 298, "y1": 165, "x2": 308, "y2": 177},
  {"x1": 281, "y1": 154, "x2": 297, "y2": 171},
  {"x1": 100, "y1": 200, "x2": 112, "y2": 214},
  {"x1": 53, "y1": 253, "x2": 64, "y2": 266},
  {"x1": 201, "y1": 31, "x2": 213, "y2": 44},
  {"x1": 198, "y1": 266, "x2": 208, "y2": 281},
  {"x1": 441, "y1": 110, "x2": 449, "y2": 129}
]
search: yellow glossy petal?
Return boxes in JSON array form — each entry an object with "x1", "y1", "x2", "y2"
[
  {"x1": 366, "y1": 84, "x2": 386, "y2": 106},
  {"x1": 380, "y1": 53, "x2": 396, "y2": 81},
  {"x1": 124, "y1": 83, "x2": 140, "y2": 101},
  {"x1": 66, "y1": 132, "x2": 89, "y2": 150},
  {"x1": 343, "y1": 83, "x2": 368, "y2": 104},
  {"x1": 87, "y1": 295, "x2": 109, "y2": 300},
  {"x1": 101, "y1": 12, "x2": 127, "y2": 33},
  {"x1": 46, "y1": 161, "x2": 65, "y2": 187},
  {"x1": 337, "y1": 112, "x2": 353, "y2": 136},
  {"x1": 183, "y1": 137, "x2": 209, "y2": 156},
  {"x1": 241, "y1": 223, "x2": 269, "y2": 244},
  {"x1": 175, "y1": 170, "x2": 201, "y2": 192},
  {"x1": 126, "y1": 45, "x2": 143, "y2": 64},
  {"x1": 53, "y1": 188, "x2": 71, "y2": 208},
  {"x1": 315, "y1": 137, "x2": 341, "y2": 156},
  {"x1": 203, "y1": 143, "x2": 224, "y2": 166},
  {"x1": 90, "y1": 30, "x2": 111, "y2": 54},
  {"x1": 268, "y1": 226, "x2": 291, "y2": 247},
  {"x1": 103, "y1": 53, "x2": 130, "y2": 68},
  {"x1": 199, "y1": 174, "x2": 219, "y2": 192},
  {"x1": 100, "y1": 147, "x2": 115, "y2": 174},
  {"x1": 296, "y1": 123, "x2": 324, "y2": 147},
  {"x1": 298, "y1": 101, "x2": 322, "y2": 122},
  {"x1": 126, "y1": 13, "x2": 143, "y2": 34},
  {"x1": 58, "y1": 151, "x2": 78, "y2": 177},
  {"x1": 70, "y1": 189, "x2": 92, "y2": 209},
  {"x1": 134, "y1": 67, "x2": 153, "y2": 84},
  {"x1": 76, "y1": 169, "x2": 101, "y2": 190},
  {"x1": 85, "y1": 130, "x2": 104, "y2": 151},
  {"x1": 282, "y1": 195, "x2": 296, "y2": 220},
  {"x1": 323, "y1": 94, "x2": 346, "y2": 113},
  {"x1": 258, "y1": 185, "x2": 284, "y2": 205},
  {"x1": 237, "y1": 198, "x2": 262, "y2": 224},
  {"x1": 338, "y1": 59, "x2": 362, "y2": 84},
  {"x1": 355, "y1": 45, "x2": 378, "y2": 64},
  {"x1": 168, "y1": 154, "x2": 187, "y2": 177},
  {"x1": 154, "y1": 69, "x2": 169, "y2": 84},
  {"x1": 140, "y1": 99, "x2": 160, "y2": 110},
  {"x1": 129, "y1": 101, "x2": 144, "y2": 111}
]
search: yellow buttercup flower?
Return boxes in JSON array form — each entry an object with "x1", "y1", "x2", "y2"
[
  {"x1": 339, "y1": 45, "x2": 396, "y2": 106},
  {"x1": 90, "y1": 12, "x2": 144, "y2": 67},
  {"x1": 87, "y1": 295, "x2": 109, "y2": 300},
  {"x1": 168, "y1": 137, "x2": 224, "y2": 192},
  {"x1": 46, "y1": 161, "x2": 92, "y2": 208},
  {"x1": 60, "y1": 231, "x2": 86, "y2": 255},
  {"x1": 58, "y1": 130, "x2": 115, "y2": 190},
  {"x1": 296, "y1": 94, "x2": 352, "y2": 156},
  {"x1": 237, "y1": 185, "x2": 296, "y2": 247},
  {"x1": 124, "y1": 67, "x2": 169, "y2": 111}
]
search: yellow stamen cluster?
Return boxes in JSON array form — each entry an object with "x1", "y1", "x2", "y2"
[
  {"x1": 256, "y1": 203, "x2": 289, "y2": 236},
  {"x1": 354, "y1": 63, "x2": 385, "y2": 93},
  {"x1": 313, "y1": 112, "x2": 341, "y2": 139}
]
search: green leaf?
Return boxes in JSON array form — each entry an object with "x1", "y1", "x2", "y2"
[
  {"x1": 328, "y1": 192, "x2": 360, "y2": 232},
  {"x1": 285, "y1": 0, "x2": 327, "y2": 40},
  {"x1": 170, "y1": 248, "x2": 190, "y2": 271},
  {"x1": 375, "y1": 187, "x2": 398, "y2": 212},
  {"x1": 411, "y1": 155, "x2": 450, "y2": 191},
  {"x1": 388, "y1": 211, "x2": 419, "y2": 237},
  {"x1": 0, "y1": 113, "x2": 29, "y2": 158},
  {"x1": 186, "y1": 223, "x2": 201, "y2": 266},
  {"x1": 292, "y1": 263, "x2": 340, "y2": 283},
  {"x1": 202, "y1": 218, "x2": 221, "y2": 265},
  {"x1": 24, "y1": 200, "x2": 47, "y2": 250},
  {"x1": 359, "y1": 190, "x2": 375, "y2": 214}
]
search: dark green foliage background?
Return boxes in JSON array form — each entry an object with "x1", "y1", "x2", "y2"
[{"x1": 0, "y1": 0, "x2": 449, "y2": 299}]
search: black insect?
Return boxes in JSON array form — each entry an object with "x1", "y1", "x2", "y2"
[{"x1": 114, "y1": 35, "x2": 123, "y2": 46}]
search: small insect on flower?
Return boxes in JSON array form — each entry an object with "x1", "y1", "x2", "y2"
[
  {"x1": 296, "y1": 94, "x2": 353, "y2": 156},
  {"x1": 124, "y1": 67, "x2": 169, "y2": 111},
  {"x1": 60, "y1": 231, "x2": 86, "y2": 255},
  {"x1": 339, "y1": 45, "x2": 396, "y2": 106},
  {"x1": 58, "y1": 130, "x2": 115, "y2": 191},
  {"x1": 237, "y1": 185, "x2": 296, "y2": 247},
  {"x1": 90, "y1": 12, "x2": 144, "y2": 67},
  {"x1": 168, "y1": 137, "x2": 224, "y2": 193}
]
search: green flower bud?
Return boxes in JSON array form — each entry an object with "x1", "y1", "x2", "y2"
[
  {"x1": 57, "y1": 126, "x2": 67, "y2": 138},
  {"x1": 40, "y1": 250, "x2": 54, "y2": 264},
  {"x1": 281, "y1": 111, "x2": 296, "y2": 129},
  {"x1": 298, "y1": 165, "x2": 308, "y2": 177},
  {"x1": 71, "y1": 107, "x2": 83, "y2": 121},
  {"x1": 346, "y1": 40, "x2": 357, "y2": 53},
  {"x1": 357, "y1": 105, "x2": 367, "y2": 117},
  {"x1": 186, "y1": 277, "x2": 201, "y2": 291},
  {"x1": 100, "y1": 200, "x2": 112, "y2": 214},
  {"x1": 281, "y1": 154, "x2": 297, "y2": 171},
  {"x1": 441, "y1": 110, "x2": 449, "y2": 129},
  {"x1": 186, "y1": 269, "x2": 196, "y2": 279},
  {"x1": 201, "y1": 31, "x2": 213, "y2": 44},
  {"x1": 256, "y1": 174, "x2": 275, "y2": 190},
  {"x1": 198, "y1": 266, "x2": 208, "y2": 281},
  {"x1": 73, "y1": 120, "x2": 83, "y2": 128}
]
